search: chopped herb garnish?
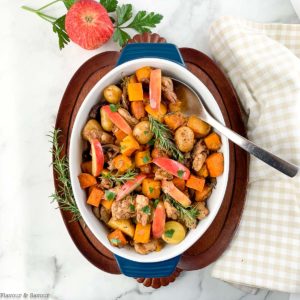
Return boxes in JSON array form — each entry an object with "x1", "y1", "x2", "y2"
[
  {"x1": 105, "y1": 190, "x2": 116, "y2": 201},
  {"x1": 109, "y1": 104, "x2": 119, "y2": 112},
  {"x1": 177, "y1": 170, "x2": 184, "y2": 178},
  {"x1": 110, "y1": 238, "x2": 121, "y2": 245},
  {"x1": 143, "y1": 130, "x2": 149, "y2": 135},
  {"x1": 129, "y1": 204, "x2": 135, "y2": 212},
  {"x1": 153, "y1": 199, "x2": 159, "y2": 208},
  {"x1": 147, "y1": 139, "x2": 155, "y2": 146},
  {"x1": 164, "y1": 229, "x2": 175, "y2": 238},
  {"x1": 142, "y1": 205, "x2": 151, "y2": 215},
  {"x1": 149, "y1": 186, "x2": 154, "y2": 194},
  {"x1": 142, "y1": 155, "x2": 150, "y2": 164},
  {"x1": 100, "y1": 169, "x2": 138, "y2": 184}
]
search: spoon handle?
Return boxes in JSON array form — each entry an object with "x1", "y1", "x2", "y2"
[{"x1": 206, "y1": 116, "x2": 298, "y2": 178}]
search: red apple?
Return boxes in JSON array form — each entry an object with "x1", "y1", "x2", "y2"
[{"x1": 91, "y1": 139, "x2": 104, "y2": 176}]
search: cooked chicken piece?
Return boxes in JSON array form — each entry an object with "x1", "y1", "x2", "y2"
[
  {"x1": 180, "y1": 215, "x2": 197, "y2": 229},
  {"x1": 135, "y1": 194, "x2": 151, "y2": 226},
  {"x1": 100, "y1": 206, "x2": 111, "y2": 223},
  {"x1": 111, "y1": 195, "x2": 135, "y2": 220},
  {"x1": 195, "y1": 202, "x2": 209, "y2": 220},
  {"x1": 121, "y1": 77, "x2": 130, "y2": 110},
  {"x1": 154, "y1": 168, "x2": 173, "y2": 181},
  {"x1": 164, "y1": 200, "x2": 179, "y2": 220},
  {"x1": 99, "y1": 177, "x2": 112, "y2": 189},
  {"x1": 134, "y1": 239, "x2": 159, "y2": 255},
  {"x1": 192, "y1": 140, "x2": 208, "y2": 172},
  {"x1": 118, "y1": 108, "x2": 138, "y2": 126},
  {"x1": 162, "y1": 77, "x2": 177, "y2": 103}
]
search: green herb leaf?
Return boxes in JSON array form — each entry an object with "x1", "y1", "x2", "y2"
[
  {"x1": 129, "y1": 204, "x2": 135, "y2": 212},
  {"x1": 177, "y1": 170, "x2": 184, "y2": 178},
  {"x1": 149, "y1": 186, "x2": 154, "y2": 194},
  {"x1": 143, "y1": 131, "x2": 149, "y2": 135},
  {"x1": 105, "y1": 190, "x2": 116, "y2": 201},
  {"x1": 52, "y1": 15, "x2": 70, "y2": 50},
  {"x1": 110, "y1": 238, "x2": 121, "y2": 245},
  {"x1": 142, "y1": 205, "x2": 151, "y2": 215},
  {"x1": 100, "y1": 0, "x2": 118, "y2": 13},
  {"x1": 153, "y1": 199, "x2": 159, "y2": 208},
  {"x1": 127, "y1": 11, "x2": 163, "y2": 33},
  {"x1": 100, "y1": 169, "x2": 138, "y2": 184},
  {"x1": 164, "y1": 229, "x2": 175, "y2": 238},
  {"x1": 109, "y1": 104, "x2": 119, "y2": 112},
  {"x1": 149, "y1": 116, "x2": 184, "y2": 162},
  {"x1": 63, "y1": 0, "x2": 75, "y2": 9},
  {"x1": 112, "y1": 28, "x2": 131, "y2": 47},
  {"x1": 142, "y1": 155, "x2": 150, "y2": 164},
  {"x1": 116, "y1": 4, "x2": 132, "y2": 25}
]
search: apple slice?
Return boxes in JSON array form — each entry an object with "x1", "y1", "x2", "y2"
[
  {"x1": 161, "y1": 180, "x2": 191, "y2": 208},
  {"x1": 91, "y1": 138, "x2": 104, "y2": 176},
  {"x1": 116, "y1": 174, "x2": 147, "y2": 201},
  {"x1": 152, "y1": 157, "x2": 190, "y2": 180},
  {"x1": 149, "y1": 69, "x2": 161, "y2": 110},
  {"x1": 152, "y1": 201, "x2": 166, "y2": 239}
]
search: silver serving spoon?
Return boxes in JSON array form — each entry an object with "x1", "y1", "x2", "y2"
[{"x1": 172, "y1": 78, "x2": 298, "y2": 178}]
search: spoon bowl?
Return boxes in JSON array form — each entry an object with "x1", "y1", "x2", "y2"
[{"x1": 172, "y1": 78, "x2": 299, "y2": 178}]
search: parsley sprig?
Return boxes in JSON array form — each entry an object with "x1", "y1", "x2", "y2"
[
  {"x1": 49, "y1": 129, "x2": 81, "y2": 222},
  {"x1": 22, "y1": 0, "x2": 163, "y2": 49},
  {"x1": 149, "y1": 116, "x2": 184, "y2": 162}
]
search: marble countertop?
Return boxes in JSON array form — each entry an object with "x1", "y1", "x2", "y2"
[{"x1": 0, "y1": 0, "x2": 299, "y2": 299}]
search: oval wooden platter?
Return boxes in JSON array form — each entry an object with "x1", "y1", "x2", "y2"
[{"x1": 53, "y1": 33, "x2": 249, "y2": 288}]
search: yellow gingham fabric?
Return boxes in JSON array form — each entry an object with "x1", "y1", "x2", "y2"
[{"x1": 209, "y1": 16, "x2": 300, "y2": 293}]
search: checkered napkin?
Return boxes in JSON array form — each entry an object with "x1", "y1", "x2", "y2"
[{"x1": 209, "y1": 16, "x2": 300, "y2": 293}]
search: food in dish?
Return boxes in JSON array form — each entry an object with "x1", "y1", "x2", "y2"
[{"x1": 77, "y1": 67, "x2": 224, "y2": 254}]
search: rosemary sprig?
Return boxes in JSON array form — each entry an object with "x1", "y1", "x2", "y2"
[
  {"x1": 100, "y1": 169, "x2": 138, "y2": 184},
  {"x1": 164, "y1": 194, "x2": 199, "y2": 228},
  {"x1": 49, "y1": 129, "x2": 81, "y2": 222},
  {"x1": 149, "y1": 116, "x2": 184, "y2": 162}
]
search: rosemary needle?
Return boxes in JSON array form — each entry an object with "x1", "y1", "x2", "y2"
[{"x1": 48, "y1": 128, "x2": 81, "y2": 222}]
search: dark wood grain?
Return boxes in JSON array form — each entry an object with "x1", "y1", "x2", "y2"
[{"x1": 53, "y1": 40, "x2": 248, "y2": 285}]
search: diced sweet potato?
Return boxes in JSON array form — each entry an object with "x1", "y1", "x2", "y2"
[
  {"x1": 195, "y1": 184, "x2": 213, "y2": 202},
  {"x1": 204, "y1": 132, "x2": 222, "y2": 150},
  {"x1": 142, "y1": 178, "x2": 161, "y2": 199},
  {"x1": 78, "y1": 173, "x2": 97, "y2": 189},
  {"x1": 169, "y1": 101, "x2": 182, "y2": 113},
  {"x1": 196, "y1": 164, "x2": 209, "y2": 178},
  {"x1": 145, "y1": 103, "x2": 167, "y2": 122},
  {"x1": 164, "y1": 113, "x2": 185, "y2": 130},
  {"x1": 114, "y1": 128, "x2": 127, "y2": 142},
  {"x1": 186, "y1": 175, "x2": 205, "y2": 192},
  {"x1": 102, "y1": 198, "x2": 113, "y2": 210},
  {"x1": 120, "y1": 134, "x2": 140, "y2": 156},
  {"x1": 206, "y1": 153, "x2": 224, "y2": 177},
  {"x1": 134, "y1": 223, "x2": 151, "y2": 243},
  {"x1": 87, "y1": 187, "x2": 104, "y2": 207},
  {"x1": 108, "y1": 229, "x2": 127, "y2": 247},
  {"x1": 136, "y1": 66, "x2": 152, "y2": 83},
  {"x1": 172, "y1": 177, "x2": 185, "y2": 191},
  {"x1": 128, "y1": 83, "x2": 144, "y2": 101},
  {"x1": 112, "y1": 154, "x2": 132, "y2": 173},
  {"x1": 135, "y1": 150, "x2": 151, "y2": 167},
  {"x1": 131, "y1": 101, "x2": 146, "y2": 120}
]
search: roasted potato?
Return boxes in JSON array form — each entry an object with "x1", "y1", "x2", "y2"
[
  {"x1": 103, "y1": 85, "x2": 122, "y2": 104},
  {"x1": 100, "y1": 107, "x2": 113, "y2": 132},
  {"x1": 82, "y1": 119, "x2": 114, "y2": 144},
  {"x1": 133, "y1": 121, "x2": 154, "y2": 144},
  {"x1": 174, "y1": 126, "x2": 194, "y2": 152},
  {"x1": 162, "y1": 221, "x2": 186, "y2": 244}
]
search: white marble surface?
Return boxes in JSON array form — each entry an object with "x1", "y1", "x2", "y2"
[{"x1": 0, "y1": 0, "x2": 298, "y2": 299}]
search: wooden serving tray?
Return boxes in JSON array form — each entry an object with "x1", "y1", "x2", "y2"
[{"x1": 53, "y1": 34, "x2": 248, "y2": 288}]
